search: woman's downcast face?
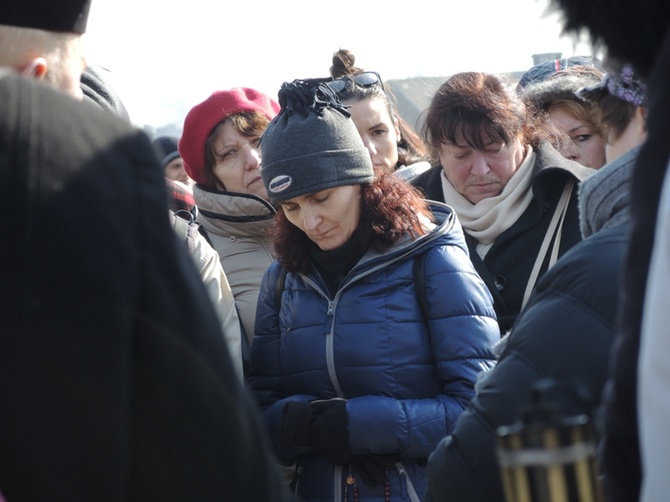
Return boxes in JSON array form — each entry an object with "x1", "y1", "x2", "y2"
[
  {"x1": 281, "y1": 185, "x2": 362, "y2": 251},
  {"x1": 211, "y1": 121, "x2": 268, "y2": 199},
  {"x1": 438, "y1": 132, "x2": 526, "y2": 204}
]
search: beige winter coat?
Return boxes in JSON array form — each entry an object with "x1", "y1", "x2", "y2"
[
  {"x1": 193, "y1": 185, "x2": 276, "y2": 345},
  {"x1": 171, "y1": 211, "x2": 244, "y2": 380}
]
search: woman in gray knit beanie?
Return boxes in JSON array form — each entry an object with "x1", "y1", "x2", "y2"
[{"x1": 250, "y1": 78, "x2": 499, "y2": 502}]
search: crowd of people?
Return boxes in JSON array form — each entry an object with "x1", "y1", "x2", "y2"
[{"x1": 2, "y1": 0, "x2": 670, "y2": 501}]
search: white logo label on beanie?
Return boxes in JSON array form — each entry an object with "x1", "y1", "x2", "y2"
[{"x1": 269, "y1": 175, "x2": 292, "y2": 194}]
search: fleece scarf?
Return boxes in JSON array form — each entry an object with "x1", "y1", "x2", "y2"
[{"x1": 441, "y1": 146, "x2": 535, "y2": 258}]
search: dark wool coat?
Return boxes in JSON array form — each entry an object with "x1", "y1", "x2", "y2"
[
  {"x1": 0, "y1": 73, "x2": 287, "y2": 502},
  {"x1": 412, "y1": 141, "x2": 594, "y2": 333},
  {"x1": 425, "y1": 222, "x2": 629, "y2": 502}
]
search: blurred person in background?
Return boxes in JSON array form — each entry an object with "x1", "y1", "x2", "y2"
[
  {"x1": 154, "y1": 135, "x2": 194, "y2": 188},
  {"x1": 543, "y1": 0, "x2": 668, "y2": 499},
  {"x1": 328, "y1": 49, "x2": 431, "y2": 183},
  {"x1": 0, "y1": 1, "x2": 289, "y2": 498}
]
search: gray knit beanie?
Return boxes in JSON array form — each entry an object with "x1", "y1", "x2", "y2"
[{"x1": 260, "y1": 79, "x2": 374, "y2": 204}]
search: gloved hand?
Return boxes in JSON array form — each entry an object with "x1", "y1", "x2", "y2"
[
  {"x1": 308, "y1": 399, "x2": 353, "y2": 465},
  {"x1": 352, "y1": 454, "x2": 400, "y2": 487},
  {"x1": 279, "y1": 401, "x2": 313, "y2": 448}
]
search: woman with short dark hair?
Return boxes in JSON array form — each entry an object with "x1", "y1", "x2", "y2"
[{"x1": 414, "y1": 71, "x2": 594, "y2": 332}]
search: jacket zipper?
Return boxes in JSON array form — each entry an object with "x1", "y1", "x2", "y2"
[
  {"x1": 301, "y1": 229, "x2": 444, "y2": 399},
  {"x1": 396, "y1": 461, "x2": 421, "y2": 502}
]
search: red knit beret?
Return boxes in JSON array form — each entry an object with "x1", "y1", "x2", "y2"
[{"x1": 179, "y1": 87, "x2": 280, "y2": 186}]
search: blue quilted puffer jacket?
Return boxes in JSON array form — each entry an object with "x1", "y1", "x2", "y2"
[{"x1": 250, "y1": 202, "x2": 500, "y2": 501}]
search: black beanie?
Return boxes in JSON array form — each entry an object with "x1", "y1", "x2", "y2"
[
  {"x1": 152, "y1": 136, "x2": 181, "y2": 169},
  {"x1": 260, "y1": 79, "x2": 373, "y2": 204},
  {"x1": 0, "y1": 0, "x2": 92, "y2": 34}
]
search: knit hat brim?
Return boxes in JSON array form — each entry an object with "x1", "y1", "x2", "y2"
[
  {"x1": 162, "y1": 150, "x2": 182, "y2": 169},
  {"x1": 264, "y1": 148, "x2": 373, "y2": 204}
]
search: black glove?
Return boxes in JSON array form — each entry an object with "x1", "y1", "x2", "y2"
[
  {"x1": 352, "y1": 454, "x2": 400, "y2": 487},
  {"x1": 308, "y1": 399, "x2": 352, "y2": 465},
  {"x1": 279, "y1": 401, "x2": 313, "y2": 448}
]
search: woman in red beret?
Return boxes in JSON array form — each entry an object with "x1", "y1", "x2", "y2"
[{"x1": 179, "y1": 87, "x2": 280, "y2": 358}]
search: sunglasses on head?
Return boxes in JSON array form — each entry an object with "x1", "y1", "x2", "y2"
[{"x1": 326, "y1": 71, "x2": 385, "y2": 93}]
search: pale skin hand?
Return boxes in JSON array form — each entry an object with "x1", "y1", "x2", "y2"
[{"x1": 281, "y1": 185, "x2": 362, "y2": 251}]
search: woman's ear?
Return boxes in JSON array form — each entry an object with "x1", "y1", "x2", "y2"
[
  {"x1": 21, "y1": 57, "x2": 48, "y2": 81},
  {"x1": 637, "y1": 106, "x2": 648, "y2": 132}
]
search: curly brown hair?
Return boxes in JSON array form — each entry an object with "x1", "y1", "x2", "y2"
[{"x1": 273, "y1": 168, "x2": 433, "y2": 273}]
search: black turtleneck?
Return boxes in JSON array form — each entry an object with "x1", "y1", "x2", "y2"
[{"x1": 306, "y1": 226, "x2": 369, "y2": 297}]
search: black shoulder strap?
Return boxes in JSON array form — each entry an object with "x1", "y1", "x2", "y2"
[
  {"x1": 171, "y1": 212, "x2": 198, "y2": 254},
  {"x1": 275, "y1": 266, "x2": 288, "y2": 310},
  {"x1": 414, "y1": 253, "x2": 429, "y2": 326},
  {"x1": 238, "y1": 307, "x2": 251, "y2": 380},
  {"x1": 197, "y1": 224, "x2": 214, "y2": 248},
  {"x1": 172, "y1": 212, "x2": 190, "y2": 242}
]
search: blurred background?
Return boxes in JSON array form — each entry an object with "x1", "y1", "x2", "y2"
[{"x1": 83, "y1": 0, "x2": 594, "y2": 137}]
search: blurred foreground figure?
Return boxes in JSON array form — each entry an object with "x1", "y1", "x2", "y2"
[
  {"x1": 0, "y1": 71, "x2": 287, "y2": 502},
  {"x1": 545, "y1": 0, "x2": 670, "y2": 500}
]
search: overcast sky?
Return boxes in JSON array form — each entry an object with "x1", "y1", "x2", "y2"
[{"x1": 83, "y1": 0, "x2": 593, "y2": 128}]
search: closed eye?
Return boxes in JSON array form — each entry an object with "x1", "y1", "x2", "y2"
[{"x1": 281, "y1": 203, "x2": 299, "y2": 213}]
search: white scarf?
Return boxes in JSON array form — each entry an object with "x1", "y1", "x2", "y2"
[{"x1": 441, "y1": 148, "x2": 536, "y2": 258}]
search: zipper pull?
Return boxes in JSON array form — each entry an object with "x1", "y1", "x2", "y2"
[
  {"x1": 395, "y1": 461, "x2": 421, "y2": 502},
  {"x1": 396, "y1": 461, "x2": 407, "y2": 494}
]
